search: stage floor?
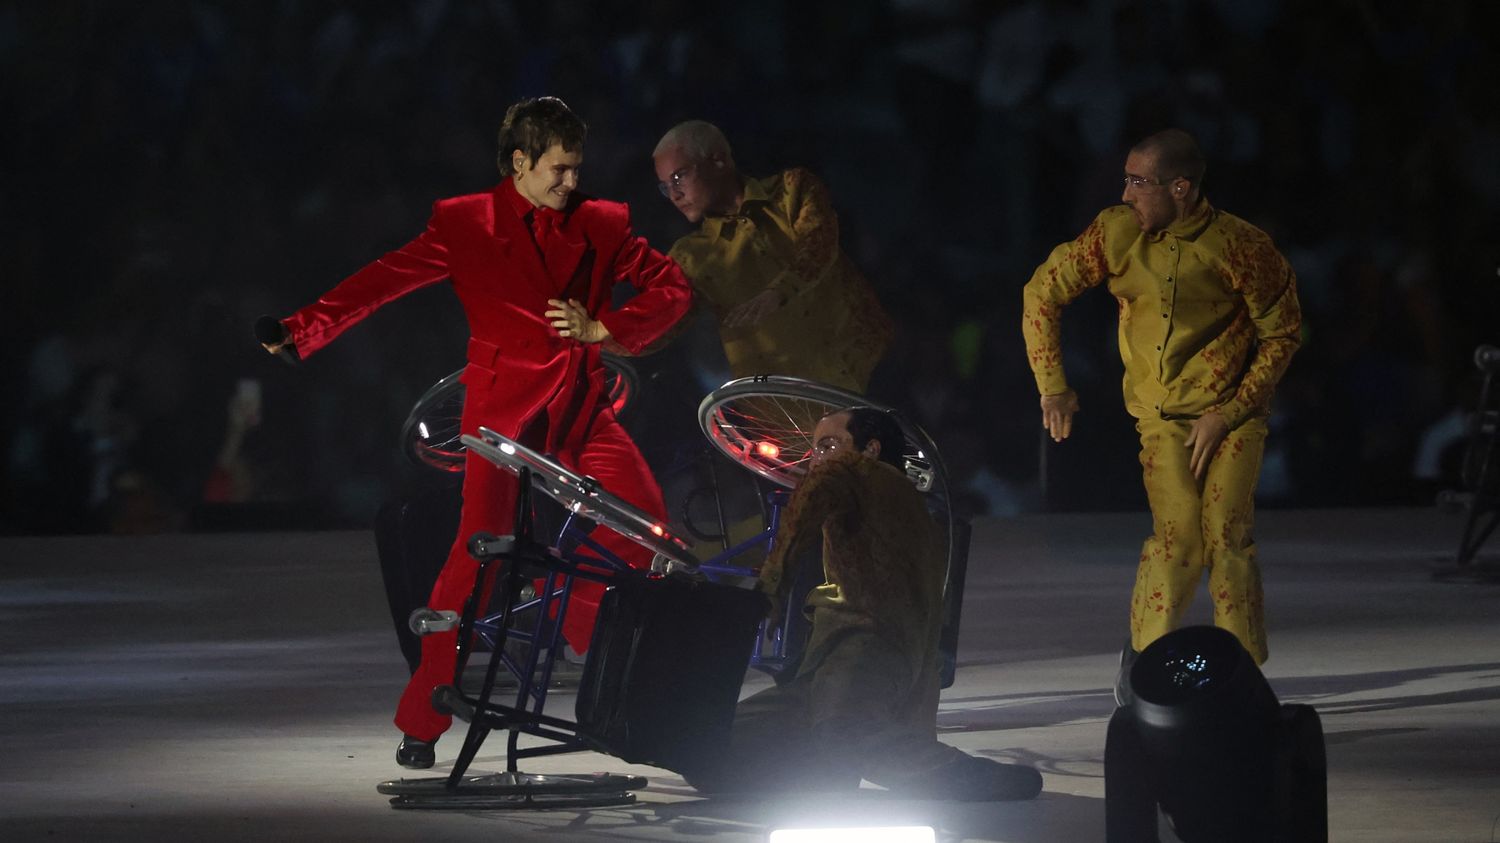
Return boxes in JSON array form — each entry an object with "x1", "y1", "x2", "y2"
[{"x1": 2, "y1": 506, "x2": 1496, "y2": 841}]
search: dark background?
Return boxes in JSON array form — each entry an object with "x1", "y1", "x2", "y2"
[{"x1": 4, "y1": 0, "x2": 1497, "y2": 535}]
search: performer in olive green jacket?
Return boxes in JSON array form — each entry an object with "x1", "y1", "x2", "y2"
[{"x1": 653, "y1": 120, "x2": 892, "y2": 393}]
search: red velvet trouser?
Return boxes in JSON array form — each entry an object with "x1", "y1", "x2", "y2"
[{"x1": 393, "y1": 413, "x2": 665, "y2": 741}]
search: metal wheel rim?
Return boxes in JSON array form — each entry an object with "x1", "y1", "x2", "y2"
[
  {"x1": 697, "y1": 375, "x2": 940, "y2": 493},
  {"x1": 402, "y1": 355, "x2": 638, "y2": 473}
]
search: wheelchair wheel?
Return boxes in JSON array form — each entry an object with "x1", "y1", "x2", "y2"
[
  {"x1": 401, "y1": 354, "x2": 639, "y2": 472},
  {"x1": 698, "y1": 375, "x2": 967, "y2": 686},
  {"x1": 697, "y1": 375, "x2": 941, "y2": 493}
]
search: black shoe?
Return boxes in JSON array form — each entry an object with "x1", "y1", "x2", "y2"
[
  {"x1": 396, "y1": 735, "x2": 435, "y2": 769},
  {"x1": 1114, "y1": 640, "x2": 1140, "y2": 707},
  {"x1": 891, "y1": 755, "x2": 1043, "y2": 802}
]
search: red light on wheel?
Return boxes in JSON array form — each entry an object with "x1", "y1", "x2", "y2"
[
  {"x1": 650, "y1": 523, "x2": 665, "y2": 537},
  {"x1": 755, "y1": 441, "x2": 781, "y2": 460}
]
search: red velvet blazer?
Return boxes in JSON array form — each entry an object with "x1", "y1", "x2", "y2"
[{"x1": 284, "y1": 181, "x2": 693, "y2": 450}]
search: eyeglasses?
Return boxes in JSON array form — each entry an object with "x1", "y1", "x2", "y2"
[
  {"x1": 657, "y1": 164, "x2": 697, "y2": 198},
  {"x1": 812, "y1": 436, "x2": 850, "y2": 457},
  {"x1": 1123, "y1": 173, "x2": 1174, "y2": 189}
]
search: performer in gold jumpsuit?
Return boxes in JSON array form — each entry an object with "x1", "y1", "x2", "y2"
[{"x1": 1021, "y1": 129, "x2": 1301, "y2": 697}]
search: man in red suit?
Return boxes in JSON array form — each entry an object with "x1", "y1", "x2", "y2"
[{"x1": 261, "y1": 97, "x2": 692, "y2": 768}]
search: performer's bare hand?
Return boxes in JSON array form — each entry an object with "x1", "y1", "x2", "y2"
[
  {"x1": 722, "y1": 289, "x2": 782, "y2": 329},
  {"x1": 546, "y1": 298, "x2": 610, "y2": 343},
  {"x1": 1040, "y1": 389, "x2": 1079, "y2": 442},
  {"x1": 1185, "y1": 411, "x2": 1229, "y2": 479}
]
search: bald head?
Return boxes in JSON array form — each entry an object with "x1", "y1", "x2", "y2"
[
  {"x1": 653, "y1": 119, "x2": 741, "y2": 222},
  {"x1": 653, "y1": 120, "x2": 735, "y2": 169}
]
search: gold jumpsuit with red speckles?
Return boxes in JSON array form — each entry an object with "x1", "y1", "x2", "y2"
[{"x1": 1021, "y1": 202, "x2": 1301, "y2": 663}]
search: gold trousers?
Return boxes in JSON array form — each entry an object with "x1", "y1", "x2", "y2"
[{"x1": 1129, "y1": 416, "x2": 1269, "y2": 664}]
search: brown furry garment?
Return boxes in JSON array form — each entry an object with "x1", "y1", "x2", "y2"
[{"x1": 760, "y1": 449, "x2": 945, "y2": 682}]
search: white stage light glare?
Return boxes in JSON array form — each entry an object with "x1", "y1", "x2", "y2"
[{"x1": 768, "y1": 826, "x2": 936, "y2": 843}]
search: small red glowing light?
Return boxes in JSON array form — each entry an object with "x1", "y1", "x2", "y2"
[
  {"x1": 650, "y1": 523, "x2": 665, "y2": 537},
  {"x1": 755, "y1": 441, "x2": 781, "y2": 459}
]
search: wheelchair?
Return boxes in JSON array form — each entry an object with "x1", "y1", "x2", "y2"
[
  {"x1": 378, "y1": 426, "x2": 768, "y2": 808},
  {"x1": 377, "y1": 374, "x2": 969, "y2": 808},
  {"x1": 375, "y1": 355, "x2": 640, "y2": 673}
]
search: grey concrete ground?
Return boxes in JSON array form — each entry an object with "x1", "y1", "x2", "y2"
[{"x1": 2, "y1": 506, "x2": 1497, "y2": 841}]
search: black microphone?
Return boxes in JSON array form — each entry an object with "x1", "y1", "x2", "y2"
[
  {"x1": 1476, "y1": 345, "x2": 1500, "y2": 374},
  {"x1": 254, "y1": 315, "x2": 299, "y2": 367}
]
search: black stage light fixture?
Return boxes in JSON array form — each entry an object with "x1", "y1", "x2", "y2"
[{"x1": 1105, "y1": 626, "x2": 1327, "y2": 842}]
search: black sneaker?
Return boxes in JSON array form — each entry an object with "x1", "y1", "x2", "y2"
[
  {"x1": 396, "y1": 734, "x2": 436, "y2": 769},
  {"x1": 892, "y1": 755, "x2": 1044, "y2": 802}
]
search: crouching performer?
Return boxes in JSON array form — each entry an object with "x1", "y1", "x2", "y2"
[{"x1": 677, "y1": 408, "x2": 1042, "y2": 800}]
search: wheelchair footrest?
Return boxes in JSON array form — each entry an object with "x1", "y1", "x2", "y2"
[{"x1": 431, "y1": 684, "x2": 475, "y2": 722}]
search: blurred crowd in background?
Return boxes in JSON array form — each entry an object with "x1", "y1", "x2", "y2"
[{"x1": 4, "y1": 0, "x2": 1497, "y2": 535}]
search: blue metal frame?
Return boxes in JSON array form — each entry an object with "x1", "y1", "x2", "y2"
[
  {"x1": 433, "y1": 408, "x2": 844, "y2": 792},
  {"x1": 691, "y1": 489, "x2": 800, "y2": 671},
  {"x1": 466, "y1": 485, "x2": 796, "y2": 693},
  {"x1": 441, "y1": 471, "x2": 639, "y2": 781}
]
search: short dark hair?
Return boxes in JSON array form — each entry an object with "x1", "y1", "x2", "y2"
[
  {"x1": 845, "y1": 407, "x2": 906, "y2": 469},
  {"x1": 497, "y1": 96, "x2": 586, "y2": 176},
  {"x1": 1133, "y1": 128, "x2": 1206, "y2": 184}
]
